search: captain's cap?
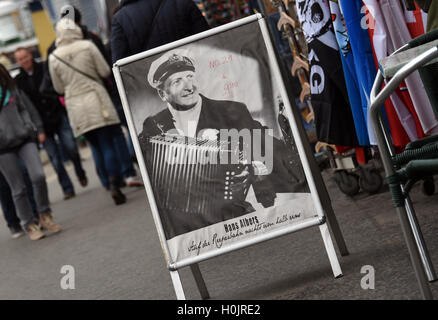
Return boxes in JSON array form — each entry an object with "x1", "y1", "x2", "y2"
[{"x1": 147, "y1": 51, "x2": 195, "y2": 89}]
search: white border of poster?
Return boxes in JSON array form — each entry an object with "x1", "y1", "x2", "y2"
[{"x1": 113, "y1": 14, "x2": 340, "y2": 275}]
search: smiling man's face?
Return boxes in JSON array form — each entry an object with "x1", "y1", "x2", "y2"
[{"x1": 160, "y1": 70, "x2": 200, "y2": 110}]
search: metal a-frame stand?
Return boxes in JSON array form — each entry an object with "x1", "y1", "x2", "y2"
[{"x1": 114, "y1": 14, "x2": 348, "y2": 300}]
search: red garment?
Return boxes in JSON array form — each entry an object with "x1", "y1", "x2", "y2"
[
  {"x1": 395, "y1": 83, "x2": 427, "y2": 139},
  {"x1": 390, "y1": 2, "x2": 428, "y2": 140},
  {"x1": 364, "y1": 0, "x2": 425, "y2": 149},
  {"x1": 364, "y1": 3, "x2": 409, "y2": 148},
  {"x1": 334, "y1": 146, "x2": 367, "y2": 164},
  {"x1": 382, "y1": 94, "x2": 411, "y2": 148},
  {"x1": 404, "y1": 3, "x2": 427, "y2": 38}
]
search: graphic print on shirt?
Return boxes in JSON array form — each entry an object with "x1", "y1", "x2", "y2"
[
  {"x1": 296, "y1": 0, "x2": 332, "y2": 42},
  {"x1": 308, "y1": 49, "x2": 325, "y2": 95},
  {"x1": 329, "y1": 0, "x2": 351, "y2": 56}
]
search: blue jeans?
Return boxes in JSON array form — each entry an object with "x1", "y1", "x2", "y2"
[
  {"x1": 88, "y1": 125, "x2": 136, "y2": 189},
  {"x1": 0, "y1": 172, "x2": 18, "y2": 228},
  {"x1": 115, "y1": 100, "x2": 135, "y2": 156},
  {"x1": 89, "y1": 144, "x2": 109, "y2": 189},
  {"x1": 44, "y1": 113, "x2": 86, "y2": 194},
  {"x1": 0, "y1": 162, "x2": 38, "y2": 228},
  {"x1": 85, "y1": 125, "x2": 135, "y2": 187}
]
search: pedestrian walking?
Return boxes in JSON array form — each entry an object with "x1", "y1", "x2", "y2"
[
  {"x1": 47, "y1": 6, "x2": 142, "y2": 190},
  {"x1": 0, "y1": 63, "x2": 61, "y2": 241},
  {"x1": 49, "y1": 18, "x2": 131, "y2": 205},
  {"x1": 14, "y1": 47, "x2": 88, "y2": 200}
]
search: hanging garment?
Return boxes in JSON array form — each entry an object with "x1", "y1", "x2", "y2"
[
  {"x1": 328, "y1": 0, "x2": 370, "y2": 146},
  {"x1": 295, "y1": 0, "x2": 359, "y2": 146},
  {"x1": 338, "y1": 0, "x2": 383, "y2": 145},
  {"x1": 363, "y1": 0, "x2": 425, "y2": 147},
  {"x1": 331, "y1": 0, "x2": 412, "y2": 148},
  {"x1": 403, "y1": 2, "x2": 427, "y2": 37},
  {"x1": 380, "y1": 0, "x2": 438, "y2": 135}
]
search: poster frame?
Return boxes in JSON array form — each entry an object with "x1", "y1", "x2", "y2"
[{"x1": 113, "y1": 13, "x2": 341, "y2": 281}]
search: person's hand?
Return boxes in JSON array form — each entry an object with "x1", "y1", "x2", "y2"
[
  {"x1": 38, "y1": 133, "x2": 46, "y2": 144},
  {"x1": 252, "y1": 161, "x2": 269, "y2": 176},
  {"x1": 229, "y1": 164, "x2": 251, "y2": 196}
]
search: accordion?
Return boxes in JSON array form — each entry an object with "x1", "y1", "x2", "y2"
[{"x1": 147, "y1": 133, "x2": 253, "y2": 221}]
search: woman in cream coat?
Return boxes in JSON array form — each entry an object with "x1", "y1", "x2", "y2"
[{"x1": 49, "y1": 18, "x2": 126, "y2": 205}]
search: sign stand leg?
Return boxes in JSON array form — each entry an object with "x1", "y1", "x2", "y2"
[
  {"x1": 281, "y1": 72, "x2": 350, "y2": 256},
  {"x1": 293, "y1": 103, "x2": 350, "y2": 257},
  {"x1": 190, "y1": 264, "x2": 210, "y2": 300},
  {"x1": 320, "y1": 191, "x2": 349, "y2": 257},
  {"x1": 319, "y1": 223, "x2": 343, "y2": 278},
  {"x1": 170, "y1": 270, "x2": 186, "y2": 300}
]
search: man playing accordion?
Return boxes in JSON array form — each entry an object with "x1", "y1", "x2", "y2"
[{"x1": 138, "y1": 51, "x2": 279, "y2": 239}]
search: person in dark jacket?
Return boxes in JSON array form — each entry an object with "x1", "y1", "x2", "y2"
[
  {"x1": 110, "y1": 0, "x2": 210, "y2": 64},
  {"x1": 0, "y1": 63, "x2": 61, "y2": 240},
  {"x1": 14, "y1": 47, "x2": 88, "y2": 200}
]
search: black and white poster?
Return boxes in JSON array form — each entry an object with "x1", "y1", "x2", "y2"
[{"x1": 114, "y1": 18, "x2": 321, "y2": 264}]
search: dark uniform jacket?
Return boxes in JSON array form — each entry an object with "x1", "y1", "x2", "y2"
[
  {"x1": 139, "y1": 95, "x2": 278, "y2": 239},
  {"x1": 137, "y1": 95, "x2": 311, "y2": 239},
  {"x1": 140, "y1": 95, "x2": 265, "y2": 139},
  {"x1": 111, "y1": 0, "x2": 210, "y2": 64}
]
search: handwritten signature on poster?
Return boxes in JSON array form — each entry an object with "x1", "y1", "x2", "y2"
[
  {"x1": 209, "y1": 54, "x2": 234, "y2": 69},
  {"x1": 187, "y1": 212, "x2": 303, "y2": 256},
  {"x1": 208, "y1": 55, "x2": 240, "y2": 98}
]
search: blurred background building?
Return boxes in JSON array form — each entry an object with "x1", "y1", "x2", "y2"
[
  {"x1": 0, "y1": 0, "x2": 114, "y2": 69},
  {"x1": 0, "y1": 0, "x2": 38, "y2": 61}
]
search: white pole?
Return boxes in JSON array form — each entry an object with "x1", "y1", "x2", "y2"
[
  {"x1": 319, "y1": 223, "x2": 343, "y2": 278},
  {"x1": 170, "y1": 271, "x2": 186, "y2": 300}
]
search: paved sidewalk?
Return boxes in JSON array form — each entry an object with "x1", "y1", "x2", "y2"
[{"x1": 0, "y1": 147, "x2": 437, "y2": 300}]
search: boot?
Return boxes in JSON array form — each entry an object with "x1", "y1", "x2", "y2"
[
  {"x1": 109, "y1": 176, "x2": 126, "y2": 205},
  {"x1": 39, "y1": 213, "x2": 62, "y2": 233},
  {"x1": 25, "y1": 223, "x2": 46, "y2": 241}
]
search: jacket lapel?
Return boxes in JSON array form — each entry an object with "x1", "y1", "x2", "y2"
[
  {"x1": 158, "y1": 108, "x2": 177, "y2": 134},
  {"x1": 196, "y1": 95, "x2": 216, "y2": 134}
]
